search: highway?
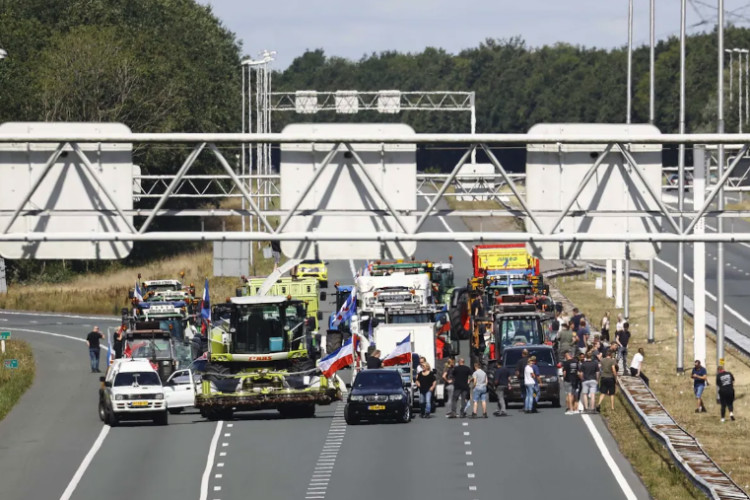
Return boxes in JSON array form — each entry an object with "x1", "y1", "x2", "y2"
[{"x1": 0, "y1": 200, "x2": 650, "y2": 500}]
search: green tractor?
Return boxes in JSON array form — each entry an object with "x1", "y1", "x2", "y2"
[{"x1": 195, "y1": 296, "x2": 341, "y2": 420}]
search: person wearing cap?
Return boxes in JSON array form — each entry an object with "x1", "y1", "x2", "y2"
[
  {"x1": 691, "y1": 359, "x2": 708, "y2": 413},
  {"x1": 716, "y1": 364, "x2": 736, "y2": 422},
  {"x1": 515, "y1": 349, "x2": 530, "y2": 408}
]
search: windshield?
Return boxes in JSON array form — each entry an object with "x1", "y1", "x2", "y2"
[
  {"x1": 387, "y1": 313, "x2": 434, "y2": 324},
  {"x1": 503, "y1": 348, "x2": 555, "y2": 368},
  {"x1": 233, "y1": 303, "x2": 287, "y2": 354},
  {"x1": 145, "y1": 284, "x2": 180, "y2": 293},
  {"x1": 434, "y1": 269, "x2": 454, "y2": 289},
  {"x1": 498, "y1": 317, "x2": 542, "y2": 346},
  {"x1": 354, "y1": 371, "x2": 403, "y2": 390},
  {"x1": 336, "y1": 290, "x2": 352, "y2": 310},
  {"x1": 174, "y1": 343, "x2": 193, "y2": 369},
  {"x1": 158, "y1": 318, "x2": 185, "y2": 340},
  {"x1": 132, "y1": 338, "x2": 173, "y2": 359},
  {"x1": 114, "y1": 371, "x2": 161, "y2": 387}
]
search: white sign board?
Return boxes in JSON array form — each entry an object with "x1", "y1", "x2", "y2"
[
  {"x1": 525, "y1": 123, "x2": 662, "y2": 260},
  {"x1": 280, "y1": 123, "x2": 417, "y2": 260},
  {"x1": 0, "y1": 122, "x2": 133, "y2": 259},
  {"x1": 213, "y1": 242, "x2": 250, "y2": 277}
]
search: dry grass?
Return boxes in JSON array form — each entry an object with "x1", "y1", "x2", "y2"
[
  {"x1": 557, "y1": 273, "x2": 750, "y2": 493},
  {"x1": 0, "y1": 196, "x2": 280, "y2": 315},
  {"x1": 0, "y1": 340, "x2": 35, "y2": 422}
]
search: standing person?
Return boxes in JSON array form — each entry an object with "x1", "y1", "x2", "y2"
[
  {"x1": 471, "y1": 362, "x2": 489, "y2": 418},
  {"x1": 716, "y1": 365, "x2": 736, "y2": 422},
  {"x1": 570, "y1": 307, "x2": 583, "y2": 332},
  {"x1": 493, "y1": 359, "x2": 511, "y2": 417},
  {"x1": 366, "y1": 350, "x2": 382, "y2": 369},
  {"x1": 597, "y1": 348, "x2": 618, "y2": 412},
  {"x1": 600, "y1": 312, "x2": 611, "y2": 342},
  {"x1": 416, "y1": 362, "x2": 437, "y2": 419},
  {"x1": 562, "y1": 351, "x2": 580, "y2": 415},
  {"x1": 271, "y1": 240, "x2": 281, "y2": 268},
  {"x1": 615, "y1": 313, "x2": 625, "y2": 335},
  {"x1": 557, "y1": 321, "x2": 574, "y2": 361},
  {"x1": 579, "y1": 351, "x2": 600, "y2": 413},
  {"x1": 577, "y1": 319, "x2": 590, "y2": 353},
  {"x1": 448, "y1": 358, "x2": 472, "y2": 418},
  {"x1": 86, "y1": 326, "x2": 105, "y2": 373},
  {"x1": 616, "y1": 322, "x2": 632, "y2": 373},
  {"x1": 442, "y1": 358, "x2": 455, "y2": 411},
  {"x1": 629, "y1": 347, "x2": 649, "y2": 386},
  {"x1": 515, "y1": 349, "x2": 530, "y2": 409},
  {"x1": 691, "y1": 360, "x2": 708, "y2": 413},
  {"x1": 113, "y1": 324, "x2": 126, "y2": 360},
  {"x1": 523, "y1": 358, "x2": 537, "y2": 414},
  {"x1": 530, "y1": 356, "x2": 541, "y2": 413}
]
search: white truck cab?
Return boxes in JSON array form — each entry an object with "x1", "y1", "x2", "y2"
[{"x1": 98, "y1": 358, "x2": 168, "y2": 426}]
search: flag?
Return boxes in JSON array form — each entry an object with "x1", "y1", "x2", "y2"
[
  {"x1": 363, "y1": 261, "x2": 371, "y2": 277},
  {"x1": 123, "y1": 341, "x2": 132, "y2": 358},
  {"x1": 134, "y1": 280, "x2": 143, "y2": 302},
  {"x1": 367, "y1": 317, "x2": 374, "y2": 344},
  {"x1": 331, "y1": 290, "x2": 356, "y2": 329},
  {"x1": 318, "y1": 336, "x2": 355, "y2": 378},
  {"x1": 201, "y1": 278, "x2": 211, "y2": 321},
  {"x1": 106, "y1": 332, "x2": 114, "y2": 366},
  {"x1": 507, "y1": 274, "x2": 514, "y2": 295},
  {"x1": 382, "y1": 334, "x2": 412, "y2": 367}
]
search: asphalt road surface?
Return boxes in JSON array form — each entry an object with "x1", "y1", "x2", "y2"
[{"x1": 0, "y1": 197, "x2": 650, "y2": 500}]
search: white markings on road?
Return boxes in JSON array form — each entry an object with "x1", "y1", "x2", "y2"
[
  {"x1": 581, "y1": 415, "x2": 638, "y2": 500},
  {"x1": 0, "y1": 310, "x2": 119, "y2": 321},
  {"x1": 199, "y1": 420, "x2": 224, "y2": 500},
  {"x1": 59, "y1": 425, "x2": 110, "y2": 500},
  {"x1": 463, "y1": 425, "x2": 477, "y2": 494},
  {"x1": 418, "y1": 193, "x2": 472, "y2": 257},
  {"x1": 304, "y1": 403, "x2": 346, "y2": 500}
]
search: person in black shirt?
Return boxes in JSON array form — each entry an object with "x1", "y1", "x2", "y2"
[
  {"x1": 366, "y1": 350, "x2": 382, "y2": 369},
  {"x1": 449, "y1": 358, "x2": 472, "y2": 418},
  {"x1": 493, "y1": 360, "x2": 511, "y2": 417},
  {"x1": 570, "y1": 308, "x2": 583, "y2": 331},
  {"x1": 86, "y1": 326, "x2": 105, "y2": 373},
  {"x1": 562, "y1": 351, "x2": 580, "y2": 414},
  {"x1": 113, "y1": 324, "x2": 126, "y2": 359},
  {"x1": 416, "y1": 363, "x2": 437, "y2": 418},
  {"x1": 716, "y1": 365, "x2": 736, "y2": 422},
  {"x1": 616, "y1": 322, "x2": 632, "y2": 372}
]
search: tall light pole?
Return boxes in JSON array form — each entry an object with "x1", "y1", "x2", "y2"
[
  {"x1": 676, "y1": 0, "x2": 687, "y2": 373},
  {"x1": 717, "y1": 0, "x2": 726, "y2": 372},
  {"x1": 0, "y1": 46, "x2": 6, "y2": 295}
]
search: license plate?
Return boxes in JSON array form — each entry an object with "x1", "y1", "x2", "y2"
[
  {"x1": 131, "y1": 401, "x2": 149, "y2": 407},
  {"x1": 368, "y1": 404, "x2": 386, "y2": 411}
]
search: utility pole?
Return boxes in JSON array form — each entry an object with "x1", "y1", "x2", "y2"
[
  {"x1": 676, "y1": 0, "x2": 687, "y2": 373},
  {"x1": 717, "y1": 0, "x2": 726, "y2": 371}
]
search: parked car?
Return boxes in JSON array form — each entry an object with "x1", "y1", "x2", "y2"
[
  {"x1": 501, "y1": 345, "x2": 561, "y2": 408},
  {"x1": 98, "y1": 358, "x2": 168, "y2": 426},
  {"x1": 344, "y1": 369, "x2": 411, "y2": 424}
]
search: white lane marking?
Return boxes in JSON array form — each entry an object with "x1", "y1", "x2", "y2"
[
  {"x1": 304, "y1": 403, "x2": 346, "y2": 500},
  {"x1": 465, "y1": 451, "x2": 473, "y2": 455},
  {"x1": 215, "y1": 474, "x2": 223, "y2": 479},
  {"x1": 464, "y1": 441, "x2": 471, "y2": 445},
  {"x1": 226, "y1": 424, "x2": 233, "y2": 428},
  {"x1": 59, "y1": 425, "x2": 110, "y2": 500},
  {"x1": 418, "y1": 193, "x2": 472, "y2": 256},
  {"x1": 213, "y1": 486, "x2": 221, "y2": 491},
  {"x1": 463, "y1": 431, "x2": 470, "y2": 436},
  {"x1": 348, "y1": 259, "x2": 357, "y2": 278},
  {"x1": 224, "y1": 433, "x2": 231, "y2": 437},
  {"x1": 655, "y1": 257, "x2": 750, "y2": 328},
  {"x1": 219, "y1": 452, "x2": 226, "y2": 457},
  {"x1": 469, "y1": 486, "x2": 477, "y2": 491},
  {"x1": 199, "y1": 421, "x2": 224, "y2": 500},
  {"x1": 0, "y1": 310, "x2": 119, "y2": 321},
  {"x1": 462, "y1": 422, "x2": 468, "y2": 426},
  {"x1": 705, "y1": 223, "x2": 750, "y2": 251},
  {"x1": 466, "y1": 461, "x2": 474, "y2": 466},
  {"x1": 217, "y1": 463, "x2": 224, "y2": 468},
  {"x1": 581, "y1": 415, "x2": 638, "y2": 500},
  {"x1": 468, "y1": 473, "x2": 475, "y2": 478}
]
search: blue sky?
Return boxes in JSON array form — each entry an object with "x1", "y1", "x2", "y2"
[{"x1": 202, "y1": 1, "x2": 750, "y2": 69}]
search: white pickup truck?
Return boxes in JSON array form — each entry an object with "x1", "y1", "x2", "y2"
[{"x1": 98, "y1": 358, "x2": 169, "y2": 426}]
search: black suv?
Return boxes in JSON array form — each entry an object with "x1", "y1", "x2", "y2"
[
  {"x1": 344, "y1": 369, "x2": 411, "y2": 424},
  {"x1": 500, "y1": 345, "x2": 561, "y2": 408}
]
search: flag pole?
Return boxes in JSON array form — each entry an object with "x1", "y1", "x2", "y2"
[{"x1": 410, "y1": 331, "x2": 415, "y2": 408}]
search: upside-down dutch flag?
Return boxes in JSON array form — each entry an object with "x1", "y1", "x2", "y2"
[
  {"x1": 318, "y1": 336, "x2": 355, "y2": 378},
  {"x1": 200, "y1": 278, "x2": 211, "y2": 321},
  {"x1": 134, "y1": 280, "x2": 143, "y2": 302},
  {"x1": 382, "y1": 334, "x2": 412, "y2": 367},
  {"x1": 331, "y1": 290, "x2": 356, "y2": 329}
]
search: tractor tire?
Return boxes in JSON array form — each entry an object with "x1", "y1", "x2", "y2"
[
  {"x1": 450, "y1": 289, "x2": 470, "y2": 340},
  {"x1": 204, "y1": 363, "x2": 235, "y2": 393}
]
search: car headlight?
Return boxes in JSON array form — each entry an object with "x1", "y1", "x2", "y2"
[
  {"x1": 389, "y1": 394, "x2": 404, "y2": 401},
  {"x1": 115, "y1": 394, "x2": 124, "y2": 401},
  {"x1": 545, "y1": 376, "x2": 558, "y2": 382},
  {"x1": 350, "y1": 395, "x2": 363, "y2": 401},
  {"x1": 154, "y1": 393, "x2": 164, "y2": 400}
]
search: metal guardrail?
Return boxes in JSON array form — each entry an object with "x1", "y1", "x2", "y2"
[{"x1": 546, "y1": 265, "x2": 750, "y2": 500}]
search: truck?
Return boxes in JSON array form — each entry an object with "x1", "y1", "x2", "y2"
[
  {"x1": 99, "y1": 358, "x2": 169, "y2": 426},
  {"x1": 368, "y1": 259, "x2": 455, "y2": 306},
  {"x1": 354, "y1": 273, "x2": 433, "y2": 319},
  {"x1": 195, "y1": 295, "x2": 341, "y2": 420},
  {"x1": 236, "y1": 276, "x2": 325, "y2": 330},
  {"x1": 128, "y1": 275, "x2": 200, "y2": 316},
  {"x1": 123, "y1": 324, "x2": 185, "y2": 381}
]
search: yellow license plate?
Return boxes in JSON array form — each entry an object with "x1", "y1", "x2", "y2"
[
  {"x1": 131, "y1": 401, "x2": 149, "y2": 407},
  {"x1": 368, "y1": 405, "x2": 386, "y2": 411}
]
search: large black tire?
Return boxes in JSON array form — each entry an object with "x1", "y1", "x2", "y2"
[
  {"x1": 107, "y1": 407, "x2": 119, "y2": 427},
  {"x1": 399, "y1": 404, "x2": 411, "y2": 423},
  {"x1": 203, "y1": 363, "x2": 235, "y2": 393},
  {"x1": 153, "y1": 411, "x2": 169, "y2": 426},
  {"x1": 98, "y1": 400, "x2": 107, "y2": 422},
  {"x1": 450, "y1": 289, "x2": 470, "y2": 341},
  {"x1": 344, "y1": 404, "x2": 359, "y2": 425}
]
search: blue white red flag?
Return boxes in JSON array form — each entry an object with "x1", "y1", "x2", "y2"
[
  {"x1": 201, "y1": 278, "x2": 211, "y2": 321},
  {"x1": 382, "y1": 334, "x2": 412, "y2": 367},
  {"x1": 134, "y1": 280, "x2": 143, "y2": 302},
  {"x1": 318, "y1": 336, "x2": 355, "y2": 378},
  {"x1": 331, "y1": 290, "x2": 356, "y2": 328}
]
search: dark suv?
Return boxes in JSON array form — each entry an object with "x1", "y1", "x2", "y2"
[
  {"x1": 501, "y1": 345, "x2": 561, "y2": 408},
  {"x1": 344, "y1": 369, "x2": 411, "y2": 424}
]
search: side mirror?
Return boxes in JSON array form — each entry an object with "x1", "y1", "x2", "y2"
[
  {"x1": 320, "y1": 291, "x2": 327, "y2": 302},
  {"x1": 99, "y1": 376, "x2": 106, "y2": 382},
  {"x1": 306, "y1": 317, "x2": 317, "y2": 329},
  {"x1": 104, "y1": 381, "x2": 112, "y2": 388},
  {"x1": 316, "y1": 311, "x2": 323, "y2": 321}
]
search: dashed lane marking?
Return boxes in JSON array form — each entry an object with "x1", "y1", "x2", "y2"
[
  {"x1": 199, "y1": 421, "x2": 224, "y2": 500},
  {"x1": 303, "y1": 403, "x2": 346, "y2": 500}
]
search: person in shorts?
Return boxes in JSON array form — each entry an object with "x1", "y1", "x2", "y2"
[
  {"x1": 471, "y1": 361, "x2": 488, "y2": 418},
  {"x1": 691, "y1": 359, "x2": 708, "y2": 413},
  {"x1": 597, "y1": 348, "x2": 618, "y2": 412},
  {"x1": 562, "y1": 351, "x2": 579, "y2": 415},
  {"x1": 579, "y1": 351, "x2": 600, "y2": 413}
]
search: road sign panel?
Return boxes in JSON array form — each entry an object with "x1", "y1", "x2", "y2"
[
  {"x1": 4, "y1": 359, "x2": 18, "y2": 369},
  {"x1": 0, "y1": 331, "x2": 10, "y2": 340}
]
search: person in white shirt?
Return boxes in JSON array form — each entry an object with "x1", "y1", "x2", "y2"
[
  {"x1": 523, "y1": 358, "x2": 537, "y2": 413},
  {"x1": 629, "y1": 348, "x2": 649, "y2": 386},
  {"x1": 615, "y1": 313, "x2": 625, "y2": 334}
]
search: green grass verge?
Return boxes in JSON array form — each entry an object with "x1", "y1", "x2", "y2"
[{"x1": 0, "y1": 340, "x2": 35, "y2": 422}]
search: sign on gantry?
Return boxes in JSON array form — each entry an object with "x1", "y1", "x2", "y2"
[
  {"x1": 525, "y1": 123, "x2": 663, "y2": 260},
  {"x1": 279, "y1": 123, "x2": 417, "y2": 260},
  {"x1": 0, "y1": 122, "x2": 134, "y2": 259}
]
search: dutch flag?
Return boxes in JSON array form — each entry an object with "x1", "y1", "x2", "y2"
[
  {"x1": 382, "y1": 334, "x2": 412, "y2": 367},
  {"x1": 318, "y1": 336, "x2": 355, "y2": 378}
]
